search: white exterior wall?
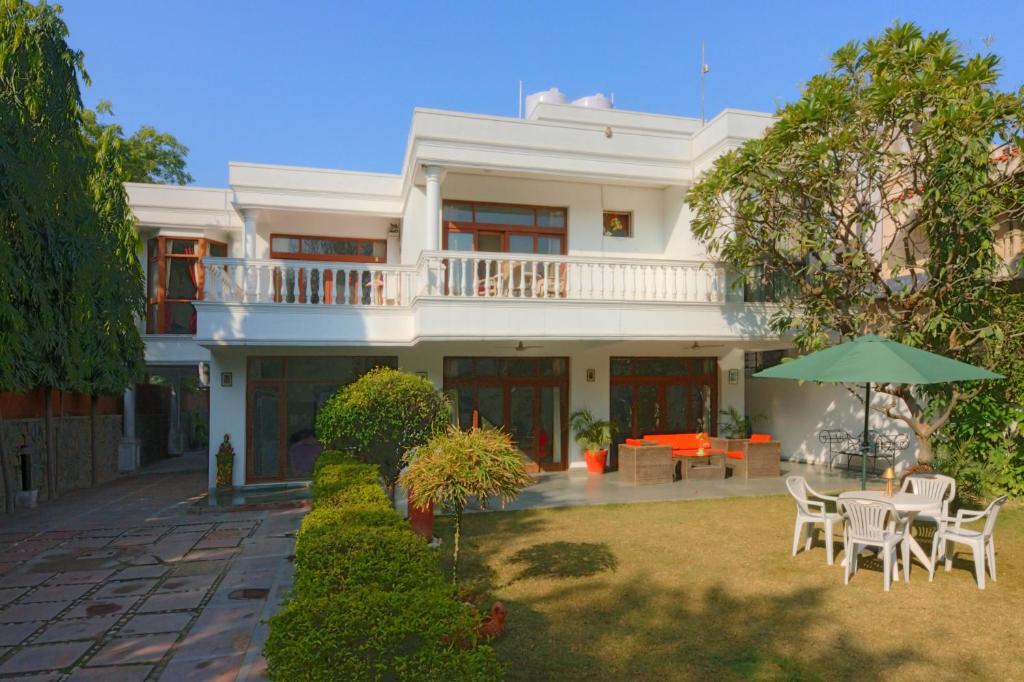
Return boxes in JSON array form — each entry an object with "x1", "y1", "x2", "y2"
[
  {"x1": 746, "y1": 377, "x2": 920, "y2": 470},
  {"x1": 205, "y1": 341, "x2": 743, "y2": 479},
  {"x1": 439, "y1": 173, "x2": 701, "y2": 260}
]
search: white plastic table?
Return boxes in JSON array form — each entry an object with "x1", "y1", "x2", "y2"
[{"x1": 838, "y1": 490, "x2": 940, "y2": 579}]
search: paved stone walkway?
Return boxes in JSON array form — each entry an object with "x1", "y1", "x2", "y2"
[{"x1": 0, "y1": 458, "x2": 304, "y2": 680}]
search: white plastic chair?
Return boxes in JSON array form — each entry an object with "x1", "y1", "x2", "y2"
[
  {"x1": 900, "y1": 473, "x2": 956, "y2": 525},
  {"x1": 786, "y1": 476, "x2": 842, "y2": 565},
  {"x1": 930, "y1": 495, "x2": 1007, "y2": 590},
  {"x1": 838, "y1": 497, "x2": 908, "y2": 592}
]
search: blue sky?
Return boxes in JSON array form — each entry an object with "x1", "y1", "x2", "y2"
[{"x1": 61, "y1": 1, "x2": 1024, "y2": 187}]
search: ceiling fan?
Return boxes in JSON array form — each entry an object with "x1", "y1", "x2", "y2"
[{"x1": 496, "y1": 341, "x2": 544, "y2": 352}]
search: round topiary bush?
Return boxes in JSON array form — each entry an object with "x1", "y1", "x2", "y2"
[{"x1": 315, "y1": 368, "x2": 450, "y2": 498}]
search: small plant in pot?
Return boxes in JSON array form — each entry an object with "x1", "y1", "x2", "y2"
[{"x1": 570, "y1": 409, "x2": 617, "y2": 474}]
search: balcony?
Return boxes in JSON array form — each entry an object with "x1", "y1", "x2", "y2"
[
  {"x1": 196, "y1": 252, "x2": 769, "y2": 346},
  {"x1": 203, "y1": 251, "x2": 727, "y2": 306}
]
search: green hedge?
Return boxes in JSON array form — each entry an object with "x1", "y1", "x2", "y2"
[{"x1": 266, "y1": 450, "x2": 502, "y2": 681}]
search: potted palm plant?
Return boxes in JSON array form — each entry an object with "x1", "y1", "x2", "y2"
[{"x1": 570, "y1": 409, "x2": 617, "y2": 474}]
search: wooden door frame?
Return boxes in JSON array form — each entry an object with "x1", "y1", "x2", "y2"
[{"x1": 443, "y1": 358, "x2": 570, "y2": 471}]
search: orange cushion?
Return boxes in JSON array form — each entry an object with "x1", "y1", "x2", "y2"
[
  {"x1": 624, "y1": 438, "x2": 648, "y2": 446},
  {"x1": 727, "y1": 450, "x2": 745, "y2": 460},
  {"x1": 644, "y1": 433, "x2": 709, "y2": 450},
  {"x1": 750, "y1": 434, "x2": 772, "y2": 442}
]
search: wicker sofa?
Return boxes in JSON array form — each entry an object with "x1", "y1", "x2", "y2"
[
  {"x1": 625, "y1": 434, "x2": 725, "y2": 481},
  {"x1": 710, "y1": 434, "x2": 781, "y2": 479},
  {"x1": 617, "y1": 443, "x2": 675, "y2": 485}
]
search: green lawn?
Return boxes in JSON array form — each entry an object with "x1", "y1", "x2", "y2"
[{"x1": 438, "y1": 496, "x2": 1024, "y2": 681}]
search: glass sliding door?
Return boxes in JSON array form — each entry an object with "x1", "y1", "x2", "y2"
[
  {"x1": 443, "y1": 357, "x2": 569, "y2": 471},
  {"x1": 246, "y1": 356, "x2": 397, "y2": 481},
  {"x1": 608, "y1": 357, "x2": 719, "y2": 468}
]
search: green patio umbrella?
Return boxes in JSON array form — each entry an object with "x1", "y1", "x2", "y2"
[{"x1": 753, "y1": 334, "x2": 1002, "y2": 488}]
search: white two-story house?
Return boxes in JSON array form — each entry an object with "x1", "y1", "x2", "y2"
[{"x1": 126, "y1": 90, "x2": 782, "y2": 492}]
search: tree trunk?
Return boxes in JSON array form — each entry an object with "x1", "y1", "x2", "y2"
[
  {"x1": 452, "y1": 508, "x2": 463, "y2": 589},
  {"x1": 916, "y1": 433, "x2": 933, "y2": 465},
  {"x1": 90, "y1": 394, "x2": 99, "y2": 487},
  {"x1": 0, "y1": 408, "x2": 13, "y2": 514},
  {"x1": 43, "y1": 387, "x2": 55, "y2": 500}
]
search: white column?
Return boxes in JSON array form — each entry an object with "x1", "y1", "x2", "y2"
[
  {"x1": 118, "y1": 385, "x2": 140, "y2": 473},
  {"x1": 242, "y1": 211, "x2": 257, "y2": 258},
  {"x1": 424, "y1": 165, "x2": 442, "y2": 252}
]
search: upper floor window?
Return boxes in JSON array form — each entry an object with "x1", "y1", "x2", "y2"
[
  {"x1": 147, "y1": 237, "x2": 226, "y2": 335},
  {"x1": 270, "y1": 234, "x2": 386, "y2": 263},
  {"x1": 443, "y1": 200, "x2": 567, "y2": 255}
]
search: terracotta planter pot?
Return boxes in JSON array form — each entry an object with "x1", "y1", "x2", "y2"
[
  {"x1": 584, "y1": 449, "x2": 608, "y2": 474},
  {"x1": 408, "y1": 498, "x2": 434, "y2": 540}
]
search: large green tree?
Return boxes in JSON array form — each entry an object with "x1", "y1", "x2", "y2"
[
  {"x1": 1, "y1": 0, "x2": 97, "y2": 502},
  {"x1": 688, "y1": 23, "x2": 1024, "y2": 465},
  {"x1": 1, "y1": 1, "x2": 190, "y2": 504}
]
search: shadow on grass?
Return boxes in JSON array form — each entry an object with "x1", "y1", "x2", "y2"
[{"x1": 506, "y1": 541, "x2": 617, "y2": 585}]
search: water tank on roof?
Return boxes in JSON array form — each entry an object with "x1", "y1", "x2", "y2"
[
  {"x1": 524, "y1": 87, "x2": 569, "y2": 118},
  {"x1": 572, "y1": 93, "x2": 613, "y2": 110}
]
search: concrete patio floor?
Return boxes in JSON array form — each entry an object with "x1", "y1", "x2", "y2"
[
  {"x1": 0, "y1": 454, "x2": 304, "y2": 681},
  {"x1": 493, "y1": 460, "x2": 872, "y2": 512}
]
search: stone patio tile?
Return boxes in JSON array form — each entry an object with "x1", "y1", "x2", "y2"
[
  {"x1": 159, "y1": 653, "x2": 244, "y2": 681},
  {"x1": 59, "y1": 538, "x2": 112, "y2": 550},
  {"x1": 0, "y1": 587, "x2": 27, "y2": 606},
  {"x1": 88, "y1": 632, "x2": 179, "y2": 665},
  {"x1": 62, "y1": 596, "x2": 138, "y2": 619},
  {"x1": 0, "y1": 599, "x2": 71, "y2": 623},
  {"x1": 169, "y1": 560, "x2": 229, "y2": 577},
  {"x1": 119, "y1": 612, "x2": 192, "y2": 636},
  {"x1": 0, "y1": 640, "x2": 92, "y2": 674},
  {"x1": 0, "y1": 573, "x2": 54, "y2": 589},
  {"x1": 193, "y1": 536, "x2": 241, "y2": 550},
  {"x1": 67, "y1": 665, "x2": 152, "y2": 682},
  {"x1": 110, "y1": 536, "x2": 160, "y2": 548},
  {"x1": 156, "y1": 573, "x2": 218, "y2": 594},
  {"x1": 91, "y1": 579, "x2": 158, "y2": 599},
  {"x1": 0, "y1": 621, "x2": 40, "y2": 646},
  {"x1": 170, "y1": 524, "x2": 213, "y2": 534},
  {"x1": 33, "y1": 616, "x2": 116, "y2": 643},
  {"x1": 46, "y1": 569, "x2": 115, "y2": 585},
  {"x1": 21, "y1": 583, "x2": 92, "y2": 603},
  {"x1": 113, "y1": 565, "x2": 169, "y2": 581},
  {"x1": 183, "y1": 547, "x2": 238, "y2": 562},
  {"x1": 0, "y1": 563, "x2": 17, "y2": 576},
  {"x1": 137, "y1": 589, "x2": 206, "y2": 613},
  {"x1": 0, "y1": 533, "x2": 35, "y2": 543},
  {"x1": 79, "y1": 529, "x2": 122, "y2": 539}
]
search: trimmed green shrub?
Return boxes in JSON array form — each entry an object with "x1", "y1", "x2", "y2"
[
  {"x1": 313, "y1": 449, "x2": 357, "y2": 476},
  {"x1": 312, "y1": 460, "x2": 388, "y2": 509},
  {"x1": 315, "y1": 368, "x2": 450, "y2": 496},
  {"x1": 267, "y1": 446, "x2": 503, "y2": 681},
  {"x1": 293, "y1": 509, "x2": 445, "y2": 597},
  {"x1": 266, "y1": 587, "x2": 502, "y2": 682}
]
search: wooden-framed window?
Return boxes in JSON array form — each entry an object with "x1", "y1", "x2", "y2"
[
  {"x1": 603, "y1": 211, "x2": 632, "y2": 238},
  {"x1": 146, "y1": 237, "x2": 227, "y2": 334},
  {"x1": 269, "y1": 234, "x2": 386, "y2": 263},
  {"x1": 443, "y1": 200, "x2": 568, "y2": 255}
]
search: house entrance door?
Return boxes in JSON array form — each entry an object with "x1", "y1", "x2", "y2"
[
  {"x1": 246, "y1": 356, "x2": 397, "y2": 482},
  {"x1": 608, "y1": 357, "x2": 718, "y2": 469},
  {"x1": 443, "y1": 357, "x2": 568, "y2": 471}
]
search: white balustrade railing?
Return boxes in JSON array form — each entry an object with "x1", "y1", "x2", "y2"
[
  {"x1": 417, "y1": 251, "x2": 725, "y2": 303},
  {"x1": 202, "y1": 258, "x2": 417, "y2": 307},
  {"x1": 201, "y1": 252, "x2": 725, "y2": 307}
]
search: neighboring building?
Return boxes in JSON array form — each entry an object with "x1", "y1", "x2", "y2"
[{"x1": 127, "y1": 90, "x2": 786, "y2": 491}]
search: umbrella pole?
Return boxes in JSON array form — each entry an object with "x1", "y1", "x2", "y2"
[{"x1": 861, "y1": 382, "x2": 870, "y2": 490}]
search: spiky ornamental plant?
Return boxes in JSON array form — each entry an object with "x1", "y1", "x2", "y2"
[
  {"x1": 688, "y1": 22, "x2": 1024, "y2": 465},
  {"x1": 400, "y1": 427, "x2": 531, "y2": 587}
]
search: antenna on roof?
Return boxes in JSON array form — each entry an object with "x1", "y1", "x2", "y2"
[
  {"x1": 518, "y1": 80, "x2": 523, "y2": 118},
  {"x1": 700, "y1": 39, "x2": 710, "y2": 126}
]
